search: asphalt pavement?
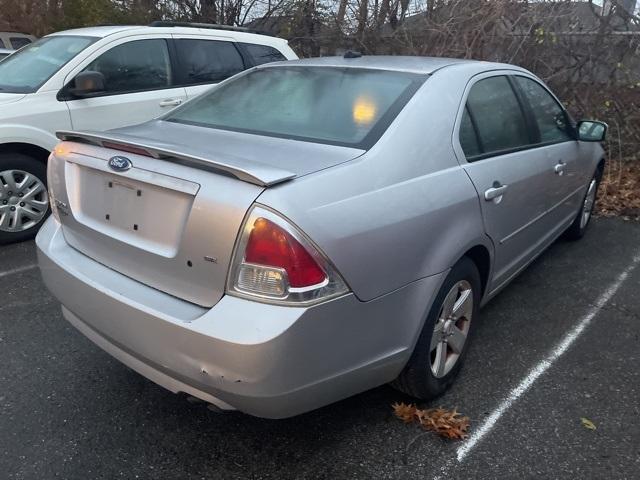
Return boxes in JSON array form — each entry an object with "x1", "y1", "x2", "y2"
[{"x1": 1, "y1": 217, "x2": 639, "y2": 479}]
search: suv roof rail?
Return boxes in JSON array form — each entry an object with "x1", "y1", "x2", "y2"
[{"x1": 148, "y1": 21, "x2": 274, "y2": 37}]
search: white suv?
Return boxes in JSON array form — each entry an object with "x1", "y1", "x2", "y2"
[{"x1": 0, "y1": 22, "x2": 297, "y2": 243}]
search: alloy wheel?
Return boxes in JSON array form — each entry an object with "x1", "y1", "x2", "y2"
[
  {"x1": 580, "y1": 178, "x2": 597, "y2": 229},
  {"x1": 0, "y1": 169, "x2": 49, "y2": 233},
  {"x1": 430, "y1": 280, "x2": 474, "y2": 378}
]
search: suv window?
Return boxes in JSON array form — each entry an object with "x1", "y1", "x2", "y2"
[
  {"x1": 10, "y1": 37, "x2": 32, "y2": 49},
  {"x1": 462, "y1": 76, "x2": 530, "y2": 158},
  {"x1": 241, "y1": 43, "x2": 286, "y2": 65},
  {"x1": 515, "y1": 76, "x2": 572, "y2": 144},
  {"x1": 174, "y1": 39, "x2": 245, "y2": 85},
  {"x1": 82, "y1": 39, "x2": 171, "y2": 94}
]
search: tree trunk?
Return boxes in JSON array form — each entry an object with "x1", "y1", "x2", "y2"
[{"x1": 357, "y1": 0, "x2": 368, "y2": 35}]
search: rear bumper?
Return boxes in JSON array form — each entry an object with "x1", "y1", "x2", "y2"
[{"x1": 36, "y1": 218, "x2": 446, "y2": 418}]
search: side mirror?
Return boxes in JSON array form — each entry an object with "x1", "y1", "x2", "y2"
[
  {"x1": 70, "y1": 71, "x2": 106, "y2": 97},
  {"x1": 577, "y1": 120, "x2": 607, "y2": 142}
]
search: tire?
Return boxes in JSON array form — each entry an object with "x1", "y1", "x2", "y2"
[
  {"x1": 392, "y1": 257, "x2": 481, "y2": 399},
  {"x1": 0, "y1": 153, "x2": 50, "y2": 245},
  {"x1": 565, "y1": 168, "x2": 602, "y2": 241}
]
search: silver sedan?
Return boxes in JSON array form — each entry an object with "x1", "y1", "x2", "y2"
[{"x1": 37, "y1": 55, "x2": 607, "y2": 418}]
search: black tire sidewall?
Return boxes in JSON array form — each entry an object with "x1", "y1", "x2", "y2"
[
  {"x1": 0, "y1": 153, "x2": 50, "y2": 245},
  {"x1": 566, "y1": 170, "x2": 601, "y2": 240},
  {"x1": 397, "y1": 257, "x2": 482, "y2": 399}
]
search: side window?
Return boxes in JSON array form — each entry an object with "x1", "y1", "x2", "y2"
[
  {"x1": 240, "y1": 43, "x2": 286, "y2": 66},
  {"x1": 459, "y1": 106, "x2": 482, "y2": 158},
  {"x1": 515, "y1": 76, "x2": 572, "y2": 143},
  {"x1": 10, "y1": 37, "x2": 32, "y2": 49},
  {"x1": 82, "y1": 39, "x2": 171, "y2": 94},
  {"x1": 174, "y1": 39, "x2": 245, "y2": 85},
  {"x1": 465, "y1": 76, "x2": 530, "y2": 157}
]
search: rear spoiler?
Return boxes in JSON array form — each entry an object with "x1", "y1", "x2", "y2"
[{"x1": 56, "y1": 130, "x2": 296, "y2": 187}]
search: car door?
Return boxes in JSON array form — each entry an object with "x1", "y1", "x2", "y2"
[
  {"x1": 170, "y1": 36, "x2": 247, "y2": 99},
  {"x1": 65, "y1": 37, "x2": 188, "y2": 131},
  {"x1": 512, "y1": 75, "x2": 585, "y2": 223},
  {"x1": 456, "y1": 73, "x2": 563, "y2": 292}
]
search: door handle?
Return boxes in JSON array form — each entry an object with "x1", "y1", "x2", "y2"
[
  {"x1": 554, "y1": 161, "x2": 566, "y2": 175},
  {"x1": 484, "y1": 183, "x2": 508, "y2": 201},
  {"x1": 159, "y1": 98, "x2": 183, "y2": 107}
]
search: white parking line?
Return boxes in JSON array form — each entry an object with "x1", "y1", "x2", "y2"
[
  {"x1": 454, "y1": 251, "x2": 640, "y2": 464},
  {"x1": 0, "y1": 264, "x2": 38, "y2": 279}
]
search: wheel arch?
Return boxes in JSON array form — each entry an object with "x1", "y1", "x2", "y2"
[
  {"x1": 462, "y1": 244, "x2": 492, "y2": 297},
  {"x1": 0, "y1": 142, "x2": 51, "y2": 164}
]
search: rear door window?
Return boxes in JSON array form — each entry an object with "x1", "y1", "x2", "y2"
[
  {"x1": 514, "y1": 76, "x2": 572, "y2": 144},
  {"x1": 240, "y1": 43, "x2": 286, "y2": 65},
  {"x1": 82, "y1": 39, "x2": 172, "y2": 94},
  {"x1": 462, "y1": 75, "x2": 531, "y2": 159},
  {"x1": 459, "y1": 106, "x2": 482, "y2": 158},
  {"x1": 174, "y1": 39, "x2": 245, "y2": 85}
]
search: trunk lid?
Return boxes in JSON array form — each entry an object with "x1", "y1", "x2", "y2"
[
  {"x1": 50, "y1": 126, "x2": 363, "y2": 307},
  {"x1": 50, "y1": 142, "x2": 264, "y2": 308}
]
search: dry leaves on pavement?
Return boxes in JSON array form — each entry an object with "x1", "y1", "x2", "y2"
[
  {"x1": 580, "y1": 417, "x2": 597, "y2": 430},
  {"x1": 597, "y1": 161, "x2": 640, "y2": 220},
  {"x1": 392, "y1": 402, "x2": 470, "y2": 440}
]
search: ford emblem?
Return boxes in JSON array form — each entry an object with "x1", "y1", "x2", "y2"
[{"x1": 108, "y1": 156, "x2": 132, "y2": 172}]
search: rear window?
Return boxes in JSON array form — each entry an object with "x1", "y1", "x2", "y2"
[
  {"x1": 166, "y1": 66, "x2": 426, "y2": 148},
  {"x1": 241, "y1": 43, "x2": 286, "y2": 65},
  {"x1": 174, "y1": 39, "x2": 245, "y2": 85},
  {"x1": 10, "y1": 37, "x2": 32, "y2": 49}
]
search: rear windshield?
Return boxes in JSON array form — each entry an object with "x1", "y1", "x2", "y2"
[{"x1": 166, "y1": 66, "x2": 426, "y2": 148}]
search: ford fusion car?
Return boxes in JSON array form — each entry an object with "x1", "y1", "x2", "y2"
[{"x1": 36, "y1": 56, "x2": 607, "y2": 418}]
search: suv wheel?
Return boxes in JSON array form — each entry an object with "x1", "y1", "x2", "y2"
[{"x1": 0, "y1": 153, "x2": 50, "y2": 244}]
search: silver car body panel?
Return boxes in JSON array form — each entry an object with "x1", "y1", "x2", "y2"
[
  {"x1": 38, "y1": 56, "x2": 604, "y2": 417},
  {"x1": 37, "y1": 218, "x2": 446, "y2": 418},
  {"x1": 49, "y1": 142, "x2": 264, "y2": 307}
]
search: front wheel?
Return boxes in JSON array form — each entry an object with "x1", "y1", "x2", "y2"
[
  {"x1": 0, "y1": 153, "x2": 50, "y2": 244},
  {"x1": 392, "y1": 257, "x2": 481, "y2": 400},
  {"x1": 565, "y1": 169, "x2": 601, "y2": 241}
]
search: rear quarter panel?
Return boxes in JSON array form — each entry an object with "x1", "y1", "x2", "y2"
[{"x1": 258, "y1": 65, "x2": 493, "y2": 301}]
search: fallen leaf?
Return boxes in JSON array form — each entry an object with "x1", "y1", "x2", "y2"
[
  {"x1": 581, "y1": 417, "x2": 597, "y2": 430},
  {"x1": 392, "y1": 402, "x2": 417, "y2": 423},
  {"x1": 392, "y1": 403, "x2": 470, "y2": 440}
]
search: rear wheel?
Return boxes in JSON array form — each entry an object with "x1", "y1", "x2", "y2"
[
  {"x1": 565, "y1": 169, "x2": 601, "y2": 240},
  {"x1": 0, "y1": 153, "x2": 50, "y2": 244},
  {"x1": 392, "y1": 257, "x2": 481, "y2": 399}
]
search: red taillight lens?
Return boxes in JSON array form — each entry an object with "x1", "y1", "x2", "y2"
[
  {"x1": 228, "y1": 206, "x2": 349, "y2": 305},
  {"x1": 245, "y1": 218, "x2": 326, "y2": 287}
]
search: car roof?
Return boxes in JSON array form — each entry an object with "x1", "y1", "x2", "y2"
[
  {"x1": 48, "y1": 25, "x2": 143, "y2": 38},
  {"x1": 46, "y1": 24, "x2": 289, "y2": 45},
  {"x1": 263, "y1": 55, "x2": 479, "y2": 74},
  {"x1": 261, "y1": 55, "x2": 520, "y2": 75}
]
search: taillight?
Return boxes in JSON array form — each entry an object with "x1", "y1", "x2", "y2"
[{"x1": 228, "y1": 206, "x2": 349, "y2": 305}]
